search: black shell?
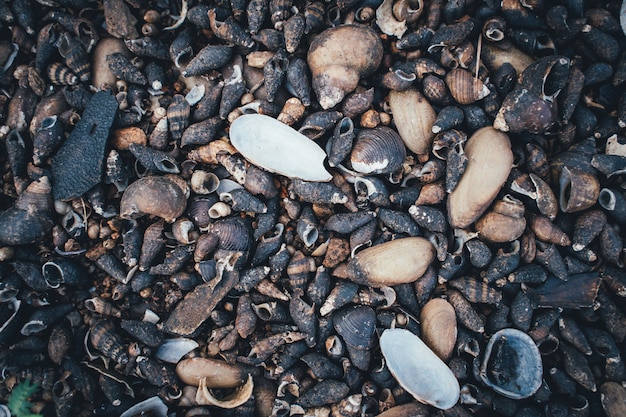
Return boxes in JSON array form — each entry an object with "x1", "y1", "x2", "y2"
[
  {"x1": 333, "y1": 305, "x2": 376, "y2": 350},
  {"x1": 182, "y1": 45, "x2": 234, "y2": 77},
  {"x1": 350, "y1": 127, "x2": 406, "y2": 175},
  {"x1": 211, "y1": 217, "x2": 253, "y2": 252}
]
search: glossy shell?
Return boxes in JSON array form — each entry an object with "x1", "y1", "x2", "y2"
[
  {"x1": 420, "y1": 298, "x2": 457, "y2": 361},
  {"x1": 345, "y1": 237, "x2": 435, "y2": 287},
  {"x1": 350, "y1": 127, "x2": 406, "y2": 174},
  {"x1": 229, "y1": 114, "x2": 332, "y2": 181},
  {"x1": 479, "y1": 328, "x2": 542, "y2": 399},
  {"x1": 380, "y1": 328, "x2": 460, "y2": 409},
  {"x1": 388, "y1": 89, "x2": 436, "y2": 155},
  {"x1": 447, "y1": 127, "x2": 513, "y2": 228}
]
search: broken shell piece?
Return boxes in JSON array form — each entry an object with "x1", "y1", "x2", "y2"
[
  {"x1": 479, "y1": 328, "x2": 542, "y2": 399},
  {"x1": 380, "y1": 328, "x2": 460, "y2": 409},
  {"x1": 229, "y1": 114, "x2": 332, "y2": 182},
  {"x1": 196, "y1": 374, "x2": 254, "y2": 408}
]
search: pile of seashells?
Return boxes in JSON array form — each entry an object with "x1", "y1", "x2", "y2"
[{"x1": 1, "y1": 0, "x2": 626, "y2": 416}]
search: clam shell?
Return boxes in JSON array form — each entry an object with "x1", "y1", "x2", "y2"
[
  {"x1": 420, "y1": 298, "x2": 457, "y2": 361},
  {"x1": 350, "y1": 126, "x2": 406, "y2": 174},
  {"x1": 176, "y1": 357, "x2": 249, "y2": 388},
  {"x1": 447, "y1": 127, "x2": 513, "y2": 228},
  {"x1": 478, "y1": 328, "x2": 542, "y2": 399},
  {"x1": 229, "y1": 114, "x2": 332, "y2": 182},
  {"x1": 380, "y1": 328, "x2": 460, "y2": 409},
  {"x1": 120, "y1": 175, "x2": 189, "y2": 222},
  {"x1": 345, "y1": 237, "x2": 435, "y2": 287},
  {"x1": 388, "y1": 89, "x2": 436, "y2": 156}
]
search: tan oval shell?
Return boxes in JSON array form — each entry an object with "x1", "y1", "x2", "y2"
[
  {"x1": 307, "y1": 25, "x2": 383, "y2": 109},
  {"x1": 229, "y1": 114, "x2": 332, "y2": 182},
  {"x1": 120, "y1": 175, "x2": 189, "y2": 222},
  {"x1": 176, "y1": 357, "x2": 249, "y2": 388},
  {"x1": 388, "y1": 89, "x2": 436, "y2": 155},
  {"x1": 380, "y1": 328, "x2": 460, "y2": 409},
  {"x1": 350, "y1": 126, "x2": 406, "y2": 174},
  {"x1": 345, "y1": 237, "x2": 435, "y2": 287},
  {"x1": 475, "y1": 195, "x2": 526, "y2": 243},
  {"x1": 447, "y1": 127, "x2": 513, "y2": 228},
  {"x1": 420, "y1": 298, "x2": 457, "y2": 361}
]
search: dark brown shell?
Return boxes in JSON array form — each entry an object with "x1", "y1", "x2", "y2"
[
  {"x1": 350, "y1": 126, "x2": 406, "y2": 175},
  {"x1": 182, "y1": 45, "x2": 234, "y2": 77},
  {"x1": 47, "y1": 62, "x2": 78, "y2": 85},
  {"x1": 120, "y1": 175, "x2": 189, "y2": 222},
  {"x1": 89, "y1": 319, "x2": 129, "y2": 365},
  {"x1": 57, "y1": 32, "x2": 90, "y2": 82},
  {"x1": 167, "y1": 94, "x2": 190, "y2": 141},
  {"x1": 210, "y1": 217, "x2": 253, "y2": 252}
]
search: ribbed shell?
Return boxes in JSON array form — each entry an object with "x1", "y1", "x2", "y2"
[
  {"x1": 229, "y1": 114, "x2": 332, "y2": 182},
  {"x1": 350, "y1": 126, "x2": 406, "y2": 174},
  {"x1": 211, "y1": 218, "x2": 253, "y2": 251},
  {"x1": 333, "y1": 305, "x2": 376, "y2": 349}
]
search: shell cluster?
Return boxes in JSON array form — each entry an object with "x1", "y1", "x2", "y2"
[{"x1": 0, "y1": 0, "x2": 626, "y2": 417}]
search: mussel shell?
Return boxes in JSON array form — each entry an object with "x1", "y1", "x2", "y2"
[
  {"x1": 479, "y1": 328, "x2": 543, "y2": 399},
  {"x1": 350, "y1": 126, "x2": 406, "y2": 175},
  {"x1": 333, "y1": 305, "x2": 376, "y2": 350}
]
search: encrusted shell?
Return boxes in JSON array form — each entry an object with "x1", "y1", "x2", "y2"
[
  {"x1": 345, "y1": 237, "x2": 435, "y2": 287},
  {"x1": 478, "y1": 328, "x2": 542, "y2": 399},
  {"x1": 350, "y1": 126, "x2": 406, "y2": 174},
  {"x1": 380, "y1": 328, "x2": 460, "y2": 409},
  {"x1": 229, "y1": 114, "x2": 332, "y2": 181},
  {"x1": 447, "y1": 127, "x2": 513, "y2": 228}
]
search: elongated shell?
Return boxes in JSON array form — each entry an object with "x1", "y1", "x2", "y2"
[
  {"x1": 447, "y1": 127, "x2": 513, "y2": 228},
  {"x1": 345, "y1": 237, "x2": 435, "y2": 287},
  {"x1": 388, "y1": 89, "x2": 435, "y2": 156},
  {"x1": 176, "y1": 357, "x2": 250, "y2": 388},
  {"x1": 229, "y1": 114, "x2": 332, "y2": 181},
  {"x1": 420, "y1": 298, "x2": 457, "y2": 361},
  {"x1": 380, "y1": 328, "x2": 460, "y2": 409}
]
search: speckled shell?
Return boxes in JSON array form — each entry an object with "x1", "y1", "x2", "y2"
[
  {"x1": 380, "y1": 328, "x2": 460, "y2": 409},
  {"x1": 307, "y1": 25, "x2": 383, "y2": 109},
  {"x1": 229, "y1": 114, "x2": 332, "y2": 181},
  {"x1": 388, "y1": 89, "x2": 436, "y2": 156},
  {"x1": 345, "y1": 237, "x2": 435, "y2": 287},
  {"x1": 447, "y1": 127, "x2": 513, "y2": 228},
  {"x1": 120, "y1": 175, "x2": 189, "y2": 222},
  {"x1": 350, "y1": 126, "x2": 406, "y2": 174}
]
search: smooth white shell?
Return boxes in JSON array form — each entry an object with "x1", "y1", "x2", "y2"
[
  {"x1": 380, "y1": 328, "x2": 460, "y2": 410},
  {"x1": 229, "y1": 114, "x2": 332, "y2": 182}
]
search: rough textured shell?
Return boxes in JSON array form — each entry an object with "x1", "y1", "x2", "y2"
[
  {"x1": 350, "y1": 127, "x2": 406, "y2": 174},
  {"x1": 447, "y1": 127, "x2": 513, "y2": 228},
  {"x1": 380, "y1": 328, "x2": 460, "y2": 409},
  {"x1": 479, "y1": 328, "x2": 542, "y2": 399},
  {"x1": 345, "y1": 237, "x2": 435, "y2": 287},
  {"x1": 230, "y1": 114, "x2": 332, "y2": 181}
]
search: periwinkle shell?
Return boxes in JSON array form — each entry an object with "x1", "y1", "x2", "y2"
[
  {"x1": 380, "y1": 328, "x2": 460, "y2": 409},
  {"x1": 229, "y1": 114, "x2": 332, "y2": 182}
]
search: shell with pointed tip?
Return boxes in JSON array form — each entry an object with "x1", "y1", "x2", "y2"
[
  {"x1": 345, "y1": 237, "x2": 435, "y2": 287},
  {"x1": 380, "y1": 328, "x2": 460, "y2": 409},
  {"x1": 229, "y1": 114, "x2": 332, "y2": 182},
  {"x1": 479, "y1": 328, "x2": 542, "y2": 399},
  {"x1": 447, "y1": 127, "x2": 513, "y2": 228}
]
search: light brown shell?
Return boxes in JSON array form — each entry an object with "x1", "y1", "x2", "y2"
[
  {"x1": 475, "y1": 195, "x2": 526, "y2": 243},
  {"x1": 307, "y1": 25, "x2": 383, "y2": 109},
  {"x1": 120, "y1": 175, "x2": 190, "y2": 222},
  {"x1": 420, "y1": 298, "x2": 457, "y2": 361},
  {"x1": 176, "y1": 357, "x2": 249, "y2": 388},
  {"x1": 447, "y1": 127, "x2": 513, "y2": 228},
  {"x1": 445, "y1": 68, "x2": 490, "y2": 105},
  {"x1": 388, "y1": 89, "x2": 436, "y2": 156},
  {"x1": 345, "y1": 237, "x2": 435, "y2": 287}
]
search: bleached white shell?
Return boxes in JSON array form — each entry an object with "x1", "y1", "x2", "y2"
[
  {"x1": 380, "y1": 328, "x2": 460, "y2": 410},
  {"x1": 229, "y1": 114, "x2": 332, "y2": 182},
  {"x1": 155, "y1": 337, "x2": 199, "y2": 363}
]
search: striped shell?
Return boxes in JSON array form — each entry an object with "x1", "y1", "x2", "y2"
[
  {"x1": 229, "y1": 114, "x2": 332, "y2": 182},
  {"x1": 350, "y1": 126, "x2": 406, "y2": 174}
]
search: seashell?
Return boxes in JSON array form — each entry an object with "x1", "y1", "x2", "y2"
[
  {"x1": 167, "y1": 94, "x2": 190, "y2": 141},
  {"x1": 32, "y1": 115, "x2": 64, "y2": 165},
  {"x1": 230, "y1": 114, "x2": 332, "y2": 181},
  {"x1": 445, "y1": 69, "x2": 490, "y2": 105},
  {"x1": 420, "y1": 298, "x2": 457, "y2": 361},
  {"x1": 120, "y1": 175, "x2": 189, "y2": 222},
  {"x1": 181, "y1": 117, "x2": 222, "y2": 148},
  {"x1": 129, "y1": 143, "x2": 179, "y2": 174},
  {"x1": 307, "y1": 25, "x2": 383, "y2": 109},
  {"x1": 447, "y1": 127, "x2": 513, "y2": 229},
  {"x1": 85, "y1": 297, "x2": 122, "y2": 318},
  {"x1": 581, "y1": 25, "x2": 619, "y2": 63},
  {"x1": 350, "y1": 127, "x2": 406, "y2": 175},
  {"x1": 190, "y1": 170, "x2": 220, "y2": 195},
  {"x1": 297, "y1": 379, "x2": 350, "y2": 408},
  {"x1": 183, "y1": 45, "x2": 234, "y2": 77},
  {"x1": 47, "y1": 62, "x2": 78, "y2": 85},
  {"x1": 124, "y1": 36, "x2": 169, "y2": 60},
  {"x1": 283, "y1": 12, "x2": 305, "y2": 54},
  {"x1": 345, "y1": 237, "x2": 435, "y2": 287},
  {"x1": 56, "y1": 32, "x2": 90, "y2": 83},
  {"x1": 392, "y1": 0, "x2": 423, "y2": 23},
  {"x1": 104, "y1": 149, "x2": 129, "y2": 193},
  {"x1": 333, "y1": 305, "x2": 376, "y2": 371},
  {"x1": 381, "y1": 328, "x2": 460, "y2": 409},
  {"x1": 103, "y1": 0, "x2": 139, "y2": 39},
  {"x1": 479, "y1": 328, "x2": 542, "y2": 399},
  {"x1": 376, "y1": 0, "x2": 407, "y2": 38},
  {"x1": 105, "y1": 52, "x2": 147, "y2": 85},
  {"x1": 559, "y1": 166, "x2": 600, "y2": 213},
  {"x1": 408, "y1": 205, "x2": 447, "y2": 233},
  {"x1": 263, "y1": 49, "x2": 289, "y2": 102},
  {"x1": 208, "y1": 9, "x2": 254, "y2": 48},
  {"x1": 120, "y1": 397, "x2": 168, "y2": 417},
  {"x1": 475, "y1": 195, "x2": 526, "y2": 243},
  {"x1": 285, "y1": 58, "x2": 311, "y2": 107},
  {"x1": 388, "y1": 89, "x2": 436, "y2": 156},
  {"x1": 89, "y1": 318, "x2": 129, "y2": 365}
]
